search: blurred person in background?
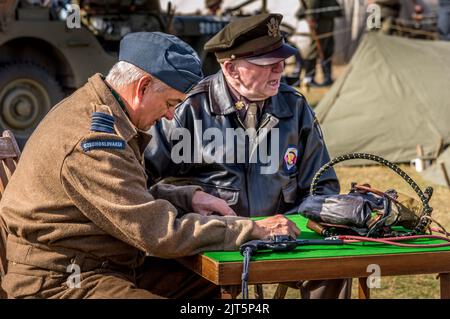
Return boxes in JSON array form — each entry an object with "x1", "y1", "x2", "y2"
[{"x1": 296, "y1": 0, "x2": 343, "y2": 87}]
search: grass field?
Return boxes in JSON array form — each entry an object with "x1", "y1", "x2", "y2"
[
  {"x1": 339, "y1": 164, "x2": 449, "y2": 299},
  {"x1": 245, "y1": 164, "x2": 450, "y2": 299},
  {"x1": 277, "y1": 63, "x2": 450, "y2": 298},
  {"x1": 242, "y1": 62, "x2": 450, "y2": 298},
  {"x1": 249, "y1": 63, "x2": 450, "y2": 299}
]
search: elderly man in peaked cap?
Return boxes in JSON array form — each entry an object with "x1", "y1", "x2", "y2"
[
  {"x1": 146, "y1": 15, "x2": 351, "y2": 298},
  {"x1": 0, "y1": 32, "x2": 299, "y2": 299}
]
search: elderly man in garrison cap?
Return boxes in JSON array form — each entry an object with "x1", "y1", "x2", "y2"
[
  {"x1": 146, "y1": 15, "x2": 351, "y2": 298},
  {"x1": 0, "y1": 32, "x2": 299, "y2": 299}
]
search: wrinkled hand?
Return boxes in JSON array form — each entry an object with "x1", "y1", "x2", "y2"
[
  {"x1": 191, "y1": 191, "x2": 237, "y2": 217},
  {"x1": 252, "y1": 214, "x2": 300, "y2": 239}
]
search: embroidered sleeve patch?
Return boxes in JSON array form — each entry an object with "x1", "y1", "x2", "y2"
[
  {"x1": 284, "y1": 146, "x2": 298, "y2": 173},
  {"x1": 82, "y1": 139, "x2": 126, "y2": 152}
]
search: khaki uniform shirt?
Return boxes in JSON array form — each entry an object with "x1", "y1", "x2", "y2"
[{"x1": 0, "y1": 74, "x2": 254, "y2": 272}]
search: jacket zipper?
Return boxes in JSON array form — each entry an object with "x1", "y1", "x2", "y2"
[
  {"x1": 235, "y1": 113, "x2": 277, "y2": 216},
  {"x1": 233, "y1": 114, "x2": 251, "y2": 215},
  {"x1": 246, "y1": 115, "x2": 275, "y2": 216}
]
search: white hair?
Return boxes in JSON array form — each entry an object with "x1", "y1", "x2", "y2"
[
  {"x1": 105, "y1": 61, "x2": 147, "y2": 88},
  {"x1": 105, "y1": 61, "x2": 169, "y2": 92}
]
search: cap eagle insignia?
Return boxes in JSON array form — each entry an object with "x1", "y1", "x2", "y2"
[{"x1": 267, "y1": 18, "x2": 280, "y2": 37}]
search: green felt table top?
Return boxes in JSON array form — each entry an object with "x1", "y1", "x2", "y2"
[{"x1": 203, "y1": 215, "x2": 450, "y2": 263}]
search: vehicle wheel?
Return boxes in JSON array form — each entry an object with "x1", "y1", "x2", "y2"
[{"x1": 0, "y1": 62, "x2": 64, "y2": 148}]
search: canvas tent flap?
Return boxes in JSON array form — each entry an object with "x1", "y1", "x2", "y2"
[{"x1": 315, "y1": 33, "x2": 450, "y2": 164}]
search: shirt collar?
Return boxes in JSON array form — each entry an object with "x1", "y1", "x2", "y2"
[{"x1": 225, "y1": 81, "x2": 266, "y2": 111}]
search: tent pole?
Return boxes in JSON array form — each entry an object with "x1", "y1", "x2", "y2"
[
  {"x1": 415, "y1": 144, "x2": 425, "y2": 172},
  {"x1": 440, "y1": 162, "x2": 450, "y2": 188},
  {"x1": 436, "y1": 138, "x2": 444, "y2": 158}
]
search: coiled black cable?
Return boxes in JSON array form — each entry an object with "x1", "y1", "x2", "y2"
[{"x1": 310, "y1": 152, "x2": 434, "y2": 236}]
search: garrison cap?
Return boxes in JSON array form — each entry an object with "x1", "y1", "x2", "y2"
[
  {"x1": 204, "y1": 13, "x2": 297, "y2": 65},
  {"x1": 119, "y1": 32, "x2": 203, "y2": 93}
]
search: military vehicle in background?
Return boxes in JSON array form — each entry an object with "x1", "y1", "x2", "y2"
[
  {"x1": 0, "y1": 0, "x2": 229, "y2": 146},
  {"x1": 333, "y1": 0, "x2": 438, "y2": 64}
]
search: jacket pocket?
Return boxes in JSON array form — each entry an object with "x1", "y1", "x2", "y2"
[
  {"x1": 282, "y1": 177, "x2": 298, "y2": 204},
  {"x1": 2, "y1": 272, "x2": 44, "y2": 298},
  {"x1": 199, "y1": 183, "x2": 240, "y2": 206}
]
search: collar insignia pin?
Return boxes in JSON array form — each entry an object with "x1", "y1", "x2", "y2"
[{"x1": 235, "y1": 101, "x2": 245, "y2": 110}]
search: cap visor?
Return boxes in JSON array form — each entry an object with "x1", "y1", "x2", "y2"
[{"x1": 246, "y1": 43, "x2": 298, "y2": 66}]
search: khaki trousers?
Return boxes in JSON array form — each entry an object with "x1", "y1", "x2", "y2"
[{"x1": 1, "y1": 257, "x2": 219, "y2": 299}]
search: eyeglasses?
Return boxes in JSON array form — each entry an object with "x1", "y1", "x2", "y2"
[{"x1": 245, "y1": 60, "x2": 285, "y2": 69}]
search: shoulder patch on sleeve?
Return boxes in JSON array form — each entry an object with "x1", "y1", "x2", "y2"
[
  {"x1": 91, "y1": 112, "x2": 116, "y2": 134},
  {"x1": 81, "y1": 139, "x2": 126, "y2": 152}
]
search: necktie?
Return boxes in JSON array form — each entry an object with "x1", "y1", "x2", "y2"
[{"x1": 244, "y1": 103, "x2": 258, "y2": 129}]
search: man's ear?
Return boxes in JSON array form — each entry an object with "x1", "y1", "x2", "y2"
[
  {"x1": 223, "y1": 61, "x2": 239, "y2": 79},
  {"x1": 135, "y1": 75, "x2": 152, "y2": 101}
]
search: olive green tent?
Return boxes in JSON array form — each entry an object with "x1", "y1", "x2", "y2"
[
  {"x1": 422, "y1": 147, "x2": 450, "y2": 188},
  {"x1": 315, "y1": 33, "x2": 450, "y2": 163}
]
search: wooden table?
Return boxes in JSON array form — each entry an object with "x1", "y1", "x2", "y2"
[
  {"x1": 178, "y1": 249, "x2": 450, "y2": 299},
  {"x1": 178, "y1": 216, "x2": 450, "y2": 299}
]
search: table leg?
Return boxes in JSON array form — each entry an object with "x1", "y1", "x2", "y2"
[
  {"x1": 358, "y1": 277, "x2": 370, "y2": 299},
  {"x1": 220, "y1": 285, "x2": 240, "y2": 299},
  {"x1": 439, "y1": 273, "x2": 450, "y2": 299},
  {"x1": 273, "y1": 284, "x2": 289, "y2": 299},
  {"x1": 254, "y1": 284, "x2": 264, "y2": 299}
]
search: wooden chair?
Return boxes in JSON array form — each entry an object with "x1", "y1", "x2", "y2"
[{"x1": 0, "y1": 130, "x2": 21, "y2": 298}]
